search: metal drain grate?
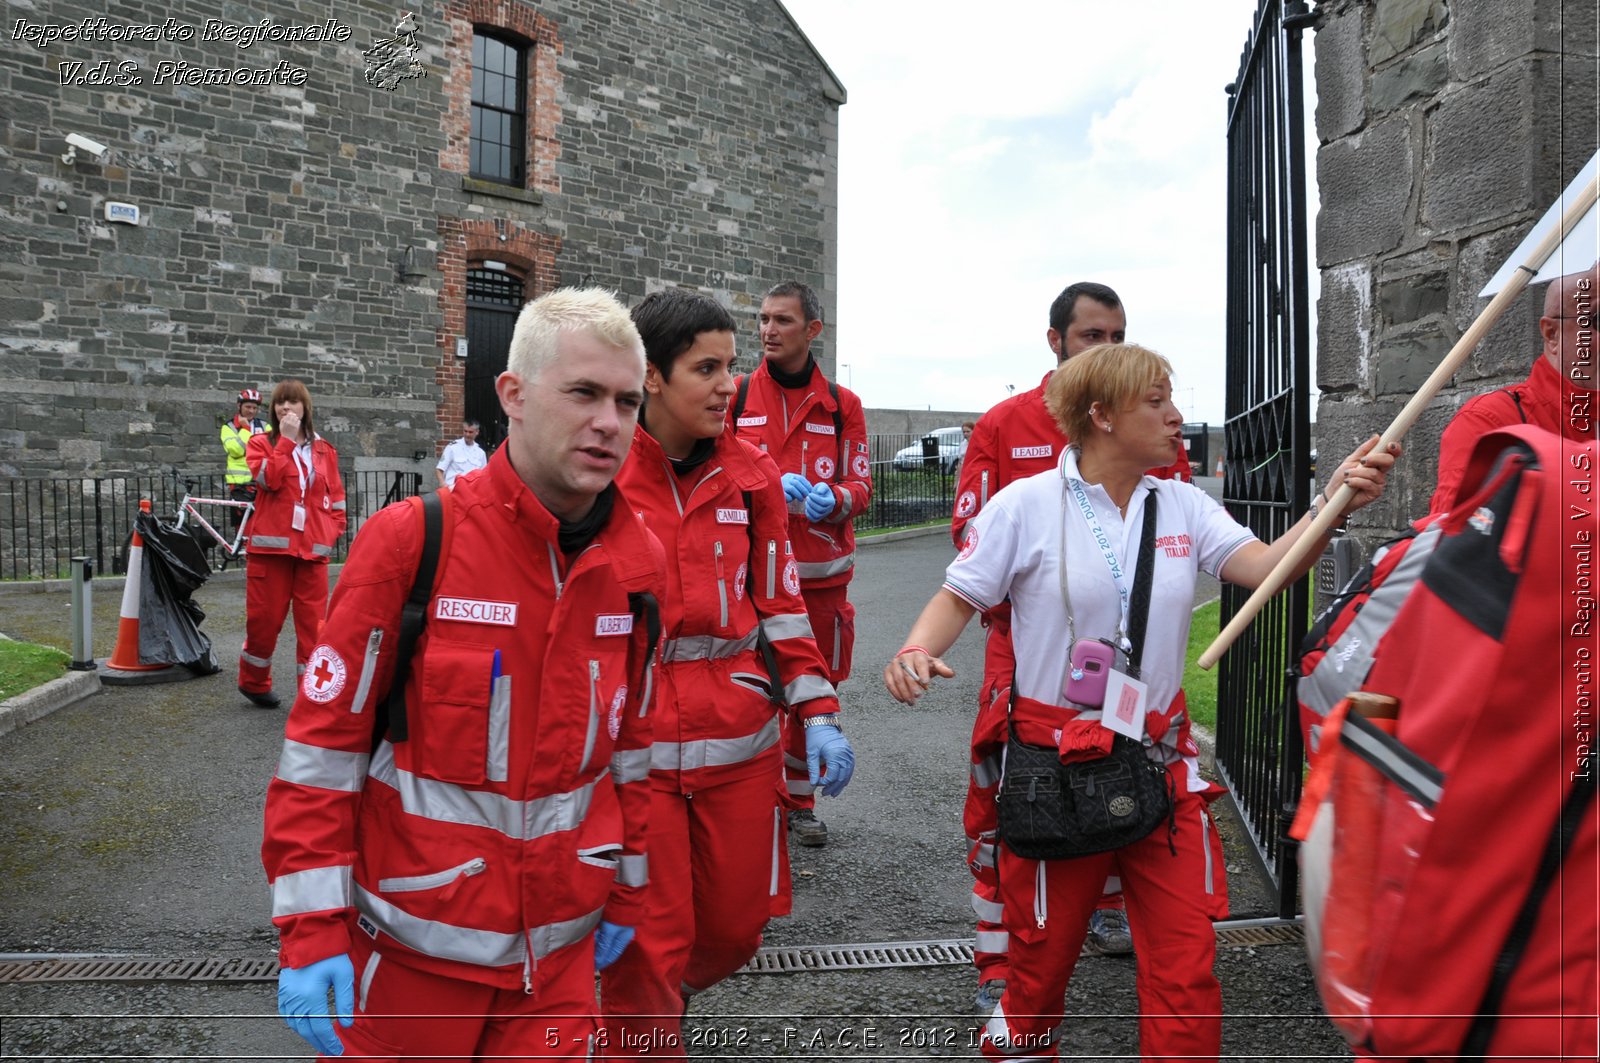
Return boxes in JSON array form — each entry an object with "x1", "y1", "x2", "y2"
[{"x1": 0, "y1": 921, "x2": 1304, "y2": 984}]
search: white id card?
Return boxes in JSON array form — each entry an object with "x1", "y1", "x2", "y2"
[
  {"x1": 1100, "y1": 669, "x2": 1148, "y2": 740},
  {"x1": 292, "y1": 503, "x2": 307, "y2": 532}
]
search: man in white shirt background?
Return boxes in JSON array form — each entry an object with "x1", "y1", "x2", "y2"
[{"x1": 436, "y1": 418, "x2": 488, "y2": 488}]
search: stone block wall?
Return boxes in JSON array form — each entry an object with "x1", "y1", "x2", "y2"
[
  {"x1": 1313, "y1": 0, "x2": 1597, "y2": 525},
  {"x1": 0, "y1": 0, "x2": 841, "y2": 478}
]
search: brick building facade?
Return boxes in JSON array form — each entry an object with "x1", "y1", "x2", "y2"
[{"x1": 0, "y1": 1, "x2": 843, "y2": 478}]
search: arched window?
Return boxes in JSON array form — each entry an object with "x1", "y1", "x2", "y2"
[{"x1": 471, "y1": 31, "x2": 527, "y2": 185}]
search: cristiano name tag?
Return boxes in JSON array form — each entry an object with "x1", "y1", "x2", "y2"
[
  {"x1": 434, "y1": 597, "x2": 518, "y2": 626},
  {"x1": 595, "y1": 614, "x2": 635, "y2": 637},
  {"x1": 805, "y1": 422, "x2": 836, "y2": 435}
]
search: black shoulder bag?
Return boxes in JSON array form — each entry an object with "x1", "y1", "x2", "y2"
[{"x1": 996, "y1": 491, "x2": 1174, "y2": 860}]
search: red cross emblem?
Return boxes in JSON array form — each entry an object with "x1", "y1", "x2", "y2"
[{"x1": 302, "y1": 645, "x2": 347, "y2": 703}]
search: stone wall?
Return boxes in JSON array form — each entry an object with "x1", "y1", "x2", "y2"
[
  {"x1": 1313, "y1": 0, "x2": 1597, "y2": 529},
  {"x1": 0, "y1": 0, "x2": 841, "y2": 478}
]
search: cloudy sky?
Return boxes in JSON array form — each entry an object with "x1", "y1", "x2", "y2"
[{"x1": 779, "y1": 0, "x2": 1294, "y2": 426}]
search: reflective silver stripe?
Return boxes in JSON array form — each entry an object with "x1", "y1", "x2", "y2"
[
  {"x1": 660, "y1": 629, "x2": 758, "y2": 662},
  {"x1": 835, "y1": 488, "x2": 853, "y2": 519},
  {"x1": 578, "y1": 662, "x2": 600, "y2": 775},
  {"x1": 367, "y1": 741, "x2": 601, "y2": 841},
  {"x1": 759, "y1": 612, "x2": 814, "y2": 642},
  {"x1": 795, "y1": 553, "x2": 854, "y2": 579},
  {"x1": 296, "y1": 662, "x2": 307, "y2": 676},
  {"x1": 350, "y1": 629, "x2": 383, "y2": 716},
  {"x1": 769, "y1": 806, "x2": 781, "y2": 897},
  {"x1": 252, "y1": 535, "x2": 290, "y2": 549},
  {"x1": 980, "y1": 470, "x2": 990, "y2": 508},
  {"x1": 985, "y1": 1003, "x2": 1050, "y2": 1058},
  {"x1": 785, "y1": 777, "x2": 814, "y2": 796},
  {"x1": 311, "y1": 542, "x2": 334, "y2": 558},
  {"x1": 974, "y1": 929, "x2": 1009, "y2": 954},
  {"x1": 354, "y1": 885, "x2": 603, "y2": 968},
  {"x1": 766, "y1": 540, "x2": 776, "y2": 598},
  {"x1": 784, "y1": 674, "x2": 836, "y2": 705},
  {"x1": 241, "y1": 650, "x2": 272, "y2": 668},
  {"x1": 487, "y1": 674, "x2": 510, "y2": 783},
  {"x1": 272, "y1": 864, "x2": 352, "y2": 918},
  {"x1": 782, "y1": 751, "x2": 807, "y2": 772},
  {"x1": 331, "y1": 500, "x2": 346, "y2": 511},
  {"x1": 650, "y1": 716, "x2": 779, "y2": 773},
  {"x1": 617, "y1": 853, "x2": 648, "y2": 888},
  {"x1": 971, "y1": 753, "x2": 1002, "y2": 789},
  {"x1": 277, "y1": 739, "x2": 370, "y2": 792},
  {"x1": 610, "y1": 746, "x2": 652, "y2": 784},
  {"x1": 971, "y1": 893, "x2": 1005, "y2": 923},
  {"x1": 1301, "y1": 521, "x2": 1442, "y2": 718},
  {"x1": 358, "y1": 950, "x2": 381, "y2": 1012},
  {"x1": 831, "y1": 616, "x2": 842, "y2": 671},
  {"x1": 973, "y1": 842, "x2": 997, "y2": 868},
  {"x1": 1200, "y1": 808, "x2": 1215, "y2": 896}
]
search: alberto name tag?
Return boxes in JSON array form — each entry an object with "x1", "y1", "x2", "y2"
[
  {"x1": 736, "y1": 416, "x2": 767, "y2": 427},
  {"x1": 716, "y1": 508, "x2": 750, "y2": 524},
  {"x1": 435, "y1": 597, "x2": 518, "y2": 626},
  {"x1": 595, "y1": 614, "x2": 635, "y2": 637},
  {"x1": 1011, "y1": 445, "x2": 1053, "y2": 459},
  {"x1": 806, "y1": 422, "x2": 837, "y2": 435}
]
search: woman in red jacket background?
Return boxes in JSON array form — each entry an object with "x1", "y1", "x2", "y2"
[{"x1": 238, "y1": 378, "x2": 346, "y2": 708}]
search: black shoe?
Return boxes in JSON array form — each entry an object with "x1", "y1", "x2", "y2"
[
  {"x1": 240, "y1": 686, "x2": 281, "y2": 709},
  {"x1": 788, "y1": 807, "x2": 829, "y2": 847}
]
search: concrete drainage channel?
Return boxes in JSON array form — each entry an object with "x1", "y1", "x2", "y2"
[{"x1": 0, "y1": 920, "x2": 1303, "y2": 984}]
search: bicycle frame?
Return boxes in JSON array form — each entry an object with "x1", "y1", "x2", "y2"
[{"x1": 175, "y1": 493, "x2": 254, "y2": 557}]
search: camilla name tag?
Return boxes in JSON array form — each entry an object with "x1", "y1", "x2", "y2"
[{"x1": 716, "y1": 508, "x2": 749, "y2": 524}]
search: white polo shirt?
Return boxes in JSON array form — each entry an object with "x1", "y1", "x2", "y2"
[
  {"x1": 944, "y1": 449, "x2": 1255, "y2": 778},
  {"x1": 437, "y1": 437, "x2": 487, "y2": 487}
]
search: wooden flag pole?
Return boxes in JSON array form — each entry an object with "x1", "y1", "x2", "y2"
[{"x1": 1199, "y1": 173, "x2": 1599, "y2": 670}]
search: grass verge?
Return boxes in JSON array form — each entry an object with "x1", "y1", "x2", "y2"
[
  {"x1": 0, "y1": 637, "x2": 70, "y2": 701},
  {"x1": 1184, "y1": 598, "x2": 1221, "y2": 733}
]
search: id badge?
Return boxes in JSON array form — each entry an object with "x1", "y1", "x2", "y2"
[
  {"x1": 1100, "y1": 669, "x2": 1148, "y2": 740},
  {"x1": 292, "y1": 503, "x2": 307, "y2": 532}
]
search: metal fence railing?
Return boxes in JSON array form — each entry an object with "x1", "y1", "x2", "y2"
[
  {"x1": 3, "y1": 441, "x2": 966, "y2": 580},
  {"x1": 2, "y1": 467, "x2": 424, "y2": 580}
]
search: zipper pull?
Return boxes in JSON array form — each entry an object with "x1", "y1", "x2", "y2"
[{"x1": 714, "y1": 541, "x2": 725, "y2": 578}]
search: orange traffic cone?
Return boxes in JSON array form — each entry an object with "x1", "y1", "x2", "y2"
[
  {"x1": 1214, "y1": 454, "x2": 1225, "y2": 477},
  {"x1": 105, "y1": 500, "x2": 164, "y2": 672}
]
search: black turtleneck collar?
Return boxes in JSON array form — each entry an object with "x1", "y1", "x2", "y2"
[
  {"x1": 558, "y1": 482, "x2": 616, "y2": 557},
  {"x1": 766, "y1": 355, "x2": 817, "y2": 390},
  {"x1": 667, "y1": 435, "x2": 718, "y2": 475}
]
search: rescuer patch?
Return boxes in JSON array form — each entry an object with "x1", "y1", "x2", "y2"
[{"x1": 434, "y1": 597, "x2": 518, "y2": 626}]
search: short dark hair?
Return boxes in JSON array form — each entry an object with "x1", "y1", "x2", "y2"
[
  {"x1": 463, "y1": 418, "x2": 480, "y2": 430},
  {"x1": 763, "y1": 281, "x2": 823, "y2": 324},
  {"x1": 631, "y1": 289, "x2": 737, "y2": 379},
  {"x1": 1048, "y1": 282, "x2": 1122, "y2": 335}
]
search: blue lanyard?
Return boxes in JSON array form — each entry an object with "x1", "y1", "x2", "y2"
[{"x1": 1066, "y1": 475, "x2": 1132, "y2": 650}]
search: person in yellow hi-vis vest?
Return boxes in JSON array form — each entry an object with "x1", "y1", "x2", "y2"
[{"x1": 221, "y1": 388, "x2": 270, "y2": 527}]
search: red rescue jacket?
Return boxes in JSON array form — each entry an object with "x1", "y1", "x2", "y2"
[
  {"x1": 246, "y1": 431, "x2": 346, "y2": 561},
  {"x1": 262, "y1": 448, "x2": 668, "y2": 989},
  {"x1": 726, "y1": 361, "x2": 872, "y2": 590},
  {"x1": 616, "y1": 426, "x2": 839, "y2": 787}
]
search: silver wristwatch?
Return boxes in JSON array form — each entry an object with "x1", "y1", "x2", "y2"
[{"x1": 802, "y1": 714, "x2": 843, "y2": 731}]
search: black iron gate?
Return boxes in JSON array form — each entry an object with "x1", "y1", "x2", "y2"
[
  {"x1": 465, "y1": 266, "x2": 523, "y2": 451},
  {"x1": 1218, "y1": 0, "x2": 1317, "y2": 918}
]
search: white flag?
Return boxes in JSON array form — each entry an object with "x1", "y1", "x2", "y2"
[{"x1": 1480, "y1": 150, "x2": 1600, "y2": 297}]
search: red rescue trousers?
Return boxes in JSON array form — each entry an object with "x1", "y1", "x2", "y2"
[
  {"x1": 981, "y1": 787, "x2": 1228, "y2": 1063},
  {"x1": 966, "y1": 611, "x2": 1124, "y2": 988},
  {"x1": 329, "y1": 931, "x2": 599, "y2": 1062},
  {"x1": 238, "y1": 553, "x2": 329, "y2": 694},
  {"x1": 601, "y1": 755, "x2": 783, "y2": 1057}
]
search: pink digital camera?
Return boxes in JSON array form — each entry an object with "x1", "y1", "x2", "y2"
[{"x1": 1065, "y1": 637, "x2": 1120, "y2": 707}]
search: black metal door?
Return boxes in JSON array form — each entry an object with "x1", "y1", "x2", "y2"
[
  {"x1": 1219, "y1": 0, "x2": 1316, "y2": 917},
  {"x1": 465, "y1": 267, "x2": 523, "y2": 452}
]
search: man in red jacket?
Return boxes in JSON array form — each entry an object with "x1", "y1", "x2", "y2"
[
  {"x1": 262, "y1": 288, "x2": 668, "y2": 1061},
  {"x1": 1430, "y1": 261, "x2": 1599, "y2": 512},
  {"x1": 952, "y1": 282, "x2": 1192, "y2": 1013},
  {"x1": 728, "y1": 281, "x2": 872, "y2": 848}
]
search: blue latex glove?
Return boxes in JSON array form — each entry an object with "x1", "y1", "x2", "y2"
[
  {"x1": 803, "y1": 482, "x2": 837, "y2": 521},
  {"x1": 594, "y1": 920, "x2": 635, "y2": 971},
  {"x1": 804, "y1": 723, "x2": 855, "y2": 798},
  {"x1": 277, "y1": 953, "x2": 355, "y2": 1057},
  {"x1": 780, "y1": 472, "x2": 813, "y2": 502}
]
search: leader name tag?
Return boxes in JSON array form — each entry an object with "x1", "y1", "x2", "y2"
[{"x1": 1100, "y1": 670, "x2": 1148, "y2": 740}]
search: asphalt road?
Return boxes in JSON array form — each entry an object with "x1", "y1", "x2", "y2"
[{"x1": 0, "y1": 480, "x2": 1345, "y2": 1060}]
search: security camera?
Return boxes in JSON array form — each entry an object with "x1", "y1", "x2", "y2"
[{"x1": 66, "y1": 133, "x2": 108, "y2": 157}]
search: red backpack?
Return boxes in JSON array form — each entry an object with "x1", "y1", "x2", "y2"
[{"x1": 1294, "y1": 426, "x2": 1598, "y2": 1060}]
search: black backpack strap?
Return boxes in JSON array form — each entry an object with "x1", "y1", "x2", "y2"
[
  {"x1": 1502, "y1": 387, "x2": 1527, "y2": 424},
  {"x1": 377, "y1": 488, "x2": 445, "y2": 745},
  {"x1": 732, "y1": 375, "x2": 751, "y2": 423},
  {"x1": 1459, "y1": 772, "x2": 1598, "y2": 1059},
  {"x1": 1124, "y1": 493, "x2": 1160, "y2": 680},
  {"x1": 743, "y1": 488, "x2": 787, "y2": 706},
  {"x1": 626, "y1": 589, "x2": 663, "y2": 704}
]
